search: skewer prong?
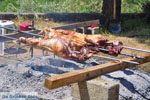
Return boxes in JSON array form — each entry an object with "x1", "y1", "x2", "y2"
[
  {"x1": 93, "y1": 55, "x2": 139, "y2": 64},
  {"x1": 123, "y1": 46, "x2": 150, "y2": 53}
]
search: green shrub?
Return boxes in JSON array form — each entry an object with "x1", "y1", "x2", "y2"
[{"x1": 0, "y1": 0, "x2": 150, "y2": 13}]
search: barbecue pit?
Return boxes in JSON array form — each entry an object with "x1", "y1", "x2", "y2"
[{"x1": 0, "y1": 19, "x2": 150, "y2": 100}]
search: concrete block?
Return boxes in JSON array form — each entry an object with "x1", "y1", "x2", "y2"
[{"x1": 71, "y1": 78, "x2": 119, "y2": 100}]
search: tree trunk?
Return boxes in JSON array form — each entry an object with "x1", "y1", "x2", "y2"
[{"x1": 102, "y1": 0, "x2": 121, "y2": 27}]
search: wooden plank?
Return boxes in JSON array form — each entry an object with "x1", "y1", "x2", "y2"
[
  {"x1": 53, "y1": 20, "x2": 100, "y2": 30},
  {"x1": 44, "y1": 54, "x2": 150, "y2": 89}
]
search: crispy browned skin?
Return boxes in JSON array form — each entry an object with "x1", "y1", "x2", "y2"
[
  {"x1": 19, "y1": 36, "x2": 95, "y2": 61},
  {"x1": 19, "y1": 37, "x2": 77, "y2": 58},
  {"x1": 23, "y1": 27, "x2": 93, "y2": 60},
  {"x1": 39, "y1": 27, "x2": 87, "y2": 51},
  {"x1": 39, "y1": 27, "x2": 123, "y2": 55},
  {"x1": 18, "y1": 27, "x2": 123, "y2": 61},
  {"x1": 39, "y1": 27, "x2": 107, "y2": 45}
]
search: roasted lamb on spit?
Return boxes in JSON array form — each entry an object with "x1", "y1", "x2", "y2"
[
  {"x1": 18, "y1": 27, "x2": 123, "y2": 61},
  {"x1": 1, "y1": 25, "x2": 149, "y2": 64}
]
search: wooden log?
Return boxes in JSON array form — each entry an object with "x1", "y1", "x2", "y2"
[{"x1": 44, "y1": 54, "x2": 150, "y2": 89}]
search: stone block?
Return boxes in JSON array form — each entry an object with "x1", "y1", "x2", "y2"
[{"x1": 71, "y1": 78, "x2": 119, "y2": 100}]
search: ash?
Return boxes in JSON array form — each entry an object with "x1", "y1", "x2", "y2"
[
  {"x1": 0, "y1": 55, "x2": 150, "y2": 100},
  {"x1": 101, "y1": 68, "x2": 150, "y2": 100},
  {"x1": 0, "y1": 55, "x2": 106, "y2": 100}
]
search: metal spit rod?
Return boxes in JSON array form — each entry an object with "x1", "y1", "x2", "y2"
[
  {"x1": 74, "y1": 51, "x2": 139, "y2": 64},
  {"x1": 0, "y1": 27, "x2": 43, "y2": 38},
  {"x1": 0, "y1": 35, "x2": 18, "y2": 41},
  {"x1": 123, "y1": 46, "x2": 150, "y2": 53},
  {"x1": 97, "y1": 48, "x2": 143, "y2": 59},
  {"x1": 120, "y1": 52, "x2": 143, "y2": 59},
  {"x1": 93, "y1": 55, "x2": 139, "y2": 65}
]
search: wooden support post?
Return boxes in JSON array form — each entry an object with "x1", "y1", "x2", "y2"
[
  {"x1": 15, "y1": 43, "x2": 19, "y2": 58},
  {"x1": 30, "y1": 47, "x2": 33, "y2": 57},
  {"x1": 44, "y1": 54, "x2": 150, "y2": 89}
]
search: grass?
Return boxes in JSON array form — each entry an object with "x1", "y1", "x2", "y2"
[
  {"x1": 0, "y1": 0, "x2": 150, "y2": 13},
  {"x1": 121, "y1": 0, "x2": 150, "y2": 13},
  {"x1": 0, "y1": 0, "x2": 103, "y2": 13}
]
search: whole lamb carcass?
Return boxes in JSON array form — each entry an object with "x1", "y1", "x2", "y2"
[
  {"x1": 18, "y1": 36, "x2": 95, "y2": 61},
  {"x1": 39, "y1": 27, "x2": 123, "y2": 56}
]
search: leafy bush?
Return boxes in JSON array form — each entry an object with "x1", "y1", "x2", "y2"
[
  {"x1": 0, "y1": 0, "x2": 150, "y2": 13},
  {"x1": 143, "y1": 1, "x2": 150, "y2": 13}
]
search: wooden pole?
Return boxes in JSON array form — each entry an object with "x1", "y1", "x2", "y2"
[
  {"x1": 44, "y1": 54, "x2": 150, "y2": 89},
  {"x1": 113, "y1": 0, "x2": 117, "y2": 20}
]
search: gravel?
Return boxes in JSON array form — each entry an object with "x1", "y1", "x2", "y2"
[{"x1": 0, "y1": 55, "x2": 150, "y2": 100}]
